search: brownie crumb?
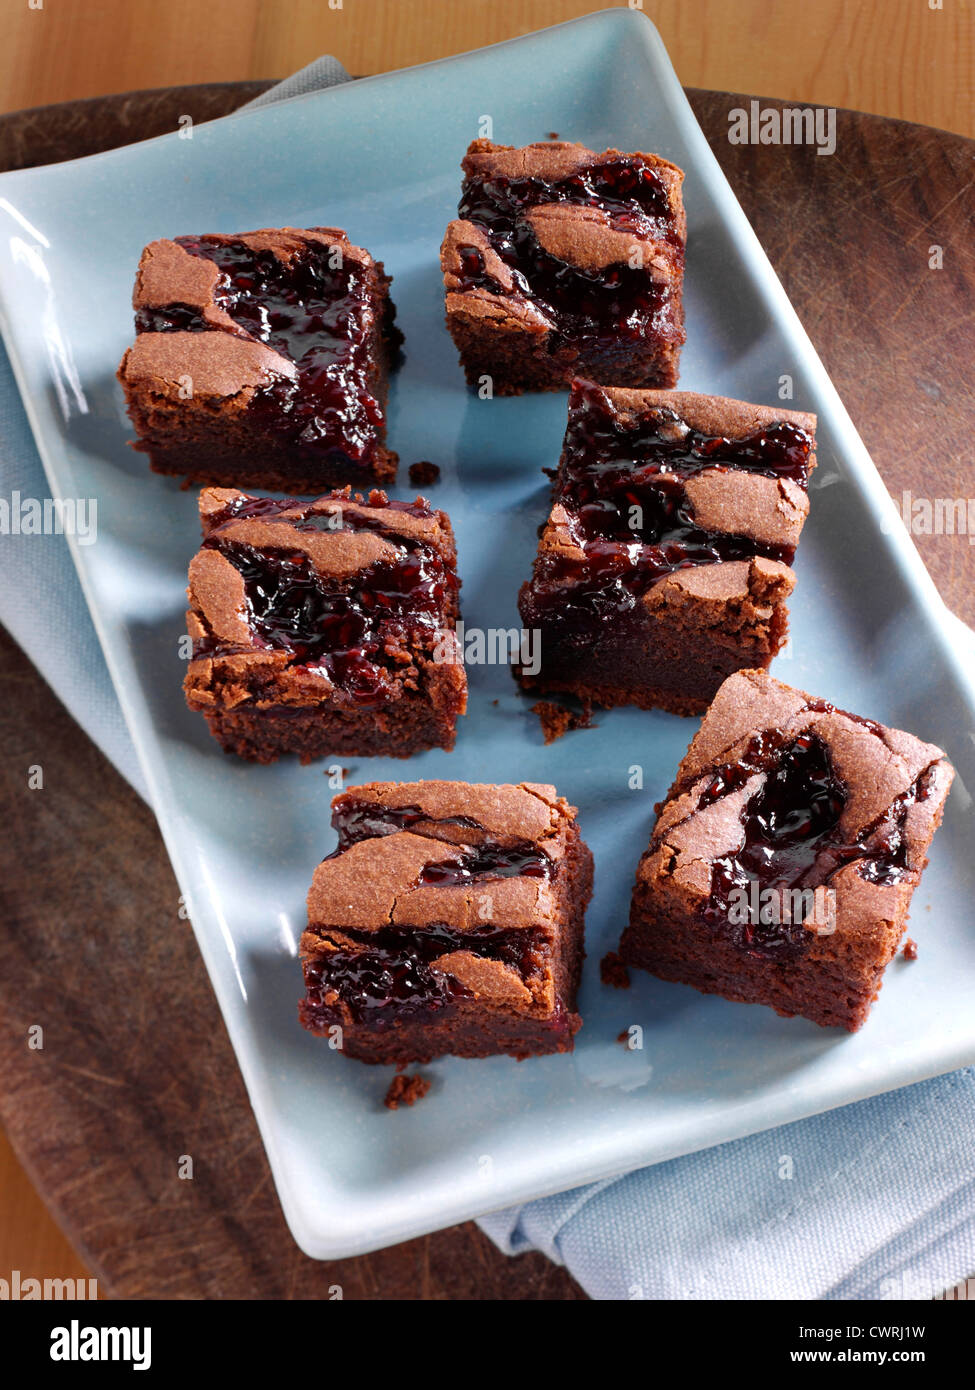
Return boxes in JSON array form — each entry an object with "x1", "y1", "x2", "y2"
[
  {"x1": 547, "y1": 131, "x2": 560, "y2": 140},
  {"x1": 532, "y1": 700, "x2": 594, "y2": 744},
  {"x1": 902, "y1": 938, "x2": 919, "y2": 961},
  {"x1": 384, "y1": 1073, "x2": 432, "y2": 1109},
  {"x1": 601, "y1": 951, "x2": 631, "y2": 989},
  {"x1": 408, "y1": 460, "x2": 441, "y2": 486}
]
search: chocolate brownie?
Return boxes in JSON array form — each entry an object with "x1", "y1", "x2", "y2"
[
  {"x1": 619, "y1": 671, "x2": 954, "y2": 1031},
  {"x1": 518, "y1": 379, "x2": 817, "y2": 716},
  {"x1": 183, "y1": 487, "x2": 467, "y2": 762},
  {"x1": 440, "y1": 140, "x2": 685, "y2": 394},
  {"x1": 118, "y1": 227, "x2": 399, "y2": 491},
  {"x1": 298, "y1": 780, "x2": 594, "y2": 1063}
]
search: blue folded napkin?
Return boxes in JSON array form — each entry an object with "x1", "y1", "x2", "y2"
[{"x1": 2, "y1": 57, "x2": 972, "y2": 1301}]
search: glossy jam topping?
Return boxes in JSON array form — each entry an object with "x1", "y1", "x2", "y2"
[
  {"x1": 202, "y1": 491, "x2": 432, "y2": 534},
  {"x1": 460, "y1": 159, "x2": 676, "y2": 234},
  {"x1": 203, "y1": 545, "x2": 450, "y2": 704},
  {"x1": 521, "y1": 380, "x2": 812, "y2": 630},
  {"x1": 300, "y1": 924, "x2": 548, "y2": 1028},
  {"x1": 704, "y1": 732, "x2": 847, "y2": 956},
  {"x1": 454, "y1": 156, "x2": 683, "y2": 352},
  {"x1": 136, "y1": 235, "x2": 393, "y2": 467},
  {"x1": 330, "y1": 798, "x2": 552, "y2": 882},
  {"x1": 856, "y1": 772, "x2": 934, "y2": 886},
  {"x1": 203, "y1": 491, "x2": 432, "y2": 536},
  {"x1": 301, "y1": 799, "x2": 558, "y2": 1027},
  {"x1": 418, "y1": 845, "x2": 550, "y2": 885},
  {"x1": 331, "y1": 799, "x2": 482, "y2": 849},
  {"x1": 135, "y1": 303, "x2": 207, "y2": 332},
  {"x1": 690, "y1": 717, "x2": 936, "y2": 959},
  {"x1": 195, "y1": 501, "x2": 454, "y2": 706}
]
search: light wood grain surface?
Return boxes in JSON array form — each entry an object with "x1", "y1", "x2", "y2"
[
  {"x1": 1, "y1": 0, "x2": 972, "y2": 137},
  {"x1": 0, "y1": 1130, "x2": 97, "y2": 1296},
  {"x1": 0, "y1": 1, "x2": 971, "y2": 1298}
]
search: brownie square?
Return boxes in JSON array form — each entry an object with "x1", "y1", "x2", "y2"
[
  {"x1": 440, "y1": 140, "x2": 685, "y2": 395},
  {"x1": 183, "y1": 487, "x2": 467, "y2": 762},
  {"x1": 118, "y1": 227, "x2": 400, "y2": 491},
  {"x1": 620, "y1": 671, "x2": 954, "y2": 1031},
  {"x1": 518, "y1": 379, "x2": 817, "y2": 716},
  {"x1": 298, "y1": 780, "x2": 594, "y2": 1064}
]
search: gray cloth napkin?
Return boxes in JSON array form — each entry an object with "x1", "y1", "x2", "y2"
[
  {"x1": 1, "y1": 56, "x2": 972, "y2": 1301},
  {"x1": 241, "y1": 57, "x2": 351, "y2": 107}
]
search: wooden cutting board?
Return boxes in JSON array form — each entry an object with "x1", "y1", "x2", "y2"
[{"x1": 0, "y1": 84, "x2": 972, "y2": 1300}]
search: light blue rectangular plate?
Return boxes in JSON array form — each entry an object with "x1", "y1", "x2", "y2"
[{"x1": 0, "y1": 12, "x2": 973, "y2": 1259}]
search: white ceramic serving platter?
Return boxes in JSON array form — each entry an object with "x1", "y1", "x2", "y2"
[{"x1": 0, "y1": 12, "x2": 973, "y2": 1258}]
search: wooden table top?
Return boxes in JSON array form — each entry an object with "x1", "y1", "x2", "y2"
[
  {"x1": 2, "y1": 0, "x2": 971, "y2": 139},
  {"x1": 0, "y1": 82, "x2": 972, "y2": 1301}
]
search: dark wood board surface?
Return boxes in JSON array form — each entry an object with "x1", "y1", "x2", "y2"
[{"x1": 0, "y1": 83, "x2": 972, "y2": 1300}]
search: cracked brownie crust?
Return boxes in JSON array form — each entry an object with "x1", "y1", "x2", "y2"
[
  {"x1": 620, "y1": 671, "x2": 954, "y2": 1030},
  {"x1": 518, "y1": 379, "x2": 817, "y2": 715},
  {"x1": 183, "y1": 486, "x2": 467, "y2": 762},
  {"x1": 299, "y1": 780, "x2": 594, "y2": 1063},
  {"x1": 441, "y1": 140, "x2": 686, "y2": 394},
  {"x1": 118, "y1": 226, "x2": 400, "y2": 491}
]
